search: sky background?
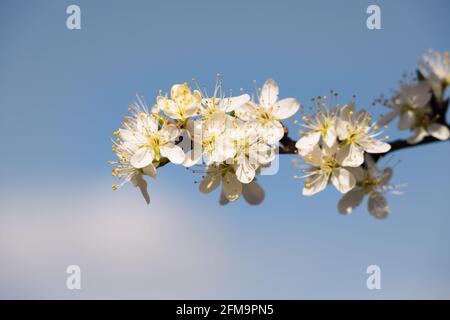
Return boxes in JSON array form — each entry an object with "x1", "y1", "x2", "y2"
[{"x1": 0, "y1": 0, "x2": 449, "y2": 299}]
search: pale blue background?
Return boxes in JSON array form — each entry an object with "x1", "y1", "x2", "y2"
[{"x1": 0, "y1": 0, "x2": 449, "y2": 299}]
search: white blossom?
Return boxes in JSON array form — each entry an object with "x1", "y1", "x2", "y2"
[
  {"x1": 336, "y1": 105, "x2": 391, "y2": 167},
  {"x1": 235, "y1": 79, "x2": 300, "y2": 144},
  {"x1": 418, "y1": 49, "x2": 450, "y2": 95},
  {"x1": 338, "y1": 155, "x2": 402, "y2": 219},
  {"x1": 301, "y1": 143, "x2": 356, "y2": 196},
  {"x1": 378, "y1": 82, "x2": 431, "y2": 131},
  {"x1": 157, "y1": 83, "x2": 202, "y2": 121}
]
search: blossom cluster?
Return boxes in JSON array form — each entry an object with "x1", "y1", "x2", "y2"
[
  {"x1": 110, "y1": 78, "x2": 300, "y2": 204},
  {"x1": 293, "y1": 98, "x2": 393, "y2": 216},
  {"x1": 379, "y1": 49, "x2": 450, "y2": 143},
  {"x1": 110, "y1": 49, "x2": 449, "y2": 218}
]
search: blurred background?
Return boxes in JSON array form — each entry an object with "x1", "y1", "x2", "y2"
[{"x1": 0, "y1": 0, "x2": 449, "y2": 299}]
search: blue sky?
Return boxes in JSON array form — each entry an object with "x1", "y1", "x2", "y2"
[{"x1": 0, "y1": 0, "x2": 449, "y2": 298}]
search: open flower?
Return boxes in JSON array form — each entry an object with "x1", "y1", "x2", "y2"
[
  {"x1": 110, "y1": 140, "x2": 157, "y2": 204},
  {"x1": 336, "y1": 105, "x2": 391, "y2": 167},
  {"x1": 200, "y1": 77, "x2": 250, "y2": 119},
  {"x1": 119, "y1": 112, "x2": 185, "y2": 168},
  {"x1": 301, "y1": 142, "x2": 356, "y2": 196},
  {"x1": 198, "y1": 164, "x2": 243, "y2": 202},
  {"x1": 231, "y1": 120, "x2": 276, "y2": 183},
  {"x1": 236, "y1": 79, "x2": 300, "y2": 144},
  {"x1": 157, "y1": 83, "x2": 202, "y2": 121},
  {"x1": 418, "y1": 50, "x2": 450, "y2": 87},
  {"x1": 295, "y1": 107, "x2": 337, "y2": 156},
  {"x1": 198, "y1": 164, "x2": 266, "y2": 205},
  {"x1": 378, "y1": 82, "x2": 431, "y2": 130},
  {"x1": 200, "y1": 111, "x2": 237, "y2": 164},
  {"x1": 338, "y1": 155, "x2": 402, "y2": 219}
]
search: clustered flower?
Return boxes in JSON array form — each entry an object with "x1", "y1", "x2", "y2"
[
  {"x1": 295, "y1": 101, "x2": 391, "y2": 195},
  {"x1": 379, "y1": 49, "x2": 450, "y2": 144},
  {"x1": 111, "y1": 77, "x2": 300, "y2": 204}
]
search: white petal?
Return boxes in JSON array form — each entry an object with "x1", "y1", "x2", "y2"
[
  {"x1": 407, "y1": 127, "x2": 429, "y2": 144},
  {"x1": 182, "y1": 148, "x2": 202, "y2": 167},
  {"x1": 303, "y1": 173, "x2": 328, "y2": 196},
  {"x1": 119, "y1": 129, "x2": 146, "y2": 145},
  {"x1": 158, "y1": 97, "x2": 180, "y2": 119},
  {"x1": 296, "y1": 131, "x2": 321, "y2": 155},
  {"x1": 336, "y1": 119, "x2": 350, "y2": 140},
  {"x1": 160, "y1": 124, "x2": 180, "y2": 142},
  {"x1": 331, "y1": 168, "x2": 356, "y2": 194},
  {"x1": 142, "y1": 163, "x2": 157, "y2": 178},
  {"x1": 271, "y1": 98, "x2": 300, "y2": 119},
  {"x1": 428, "y1": 123, "x2": 450, "y2": 140},
  {"x1": 130, "y1": 148, "x2": 154, "y2": 169},
  {"x1": 368, "y1": 192, "x2": 389, "y2": 219},
  {"x1": 336, "y1": 143, "x2": 364, "y2": 167},
  {"x1": 132, "y1": 174, "x2": 150, "y2": 204},
  {"x1": 160, "y1": 144, "x2": 185, "y2": 164},
  {"x1": 235, "y1": 102, "x2": 257, "y2": 121},
  {"x1": 235, "y1": 158, "x2": 256, "y2": 184},
  {"x1": 199, "y1": 172, "x2": 220, "y2": 193},
  {"x1": 260, "y1": 79, "x2": 279, "y2": 106},
  {"x1": 223, "y1": 94, "x2": 251, "y2": 112},
  {"x1": 362, "y1": 139, "x2": 391, "y2": 154},
  {"x1": 398, "y1": 110, "x2": 415, "y2": 131},
  {"x1": 302, "y1": 144, "x2": 322, "y2": 166},
  {"x1": 262, "y1": 120, "x2": 284, "y2": 144},
  {"x1": 324, "y1": 126, "x2": 337, "y2": 148},
  {"x1": 242, "y1": 181, "x2": 265, "y2": 205},
  {"x1": 222, "y1": 172, "x2": 243, "y2": 202},
  {"x1": 338, "y1": 188, "x2": 365, "y2": 214}
]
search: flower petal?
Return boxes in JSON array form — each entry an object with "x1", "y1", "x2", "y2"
[
  {"x1": 222, "y1": 172, "x2": 243, "y2": 202},
  {"x1": 160, "y1": 144, "x2": 185, "y2": 164},
  {"x1": 262, "y1": 120, "x2": 284, "y2": 144},
  {"x1": 303, "y1": 173, "x2": 328, "y2": 196},
  {"x1": 336, "y1": 143, "x2": 364, "y2": 167},
  {"x1": 142, "y1": 163, "x2": 157, "y2": 178},
  {"x1": 407, "y1": 127, "x2": 429, "y2": 144},
  {"x1": 219, "y1": 191, "x2": 230, "y2": 206},
  {"x1": 398, "y1": 110, "x2": 415, "y2": 131},
  {"x1": 132, "y1": 174, "x2": 150, "y2": 204},
  {"x1": 428, "y1": 123, "x2": 450, "y2": 140},
  {"x1": 260, "y1": 79, "x2": 279, "y2": 106},
  {"x1": 331, "y1": 168, "x2": 356, "y2": 194},
  {"x1": 223, "y1": 94, "x2": 251, "y2": 112},
  {"x1": 130, "y1": 148, "x2": 154, "y2": 169},
  {"x1": 296, "y1": 131, "x2": 321, "y2": 156},
  {"x1": 338, "y1": 188, "x2": 365, "y2": 214},
  {"x1": 242, "y1": 181, "x2": 265, "y2": 205},
  {"x1": 368, "y1": 192, "x2": 389, "y2": 219},
  {"x1": 271, "y1": 98, "x2": 300, "y2": 119},
  {"x1": 199, "y1": 172, "x2": 220, "y2": 193},
  {"x1": 379, "y1": 167, "x2": 393, "y2": 186},
  {"x1": 119, "y1": 129, "x2": 146, "y2": 145},
  {"x1": 235, "y1": 158, "x2": 256, "y2": 184},
  {"x1": 362, "y1": 139, "x2": 391, "y2": 154},
  {"x1": 324, "y1": 126, "x2": 337, "y2": 148}
]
